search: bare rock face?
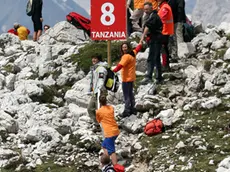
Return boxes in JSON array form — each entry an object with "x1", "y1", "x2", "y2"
[{"x1": 192, "y1": 0, "x2": 230, "y2": 26}]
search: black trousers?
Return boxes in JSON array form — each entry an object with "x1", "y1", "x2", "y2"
[
  {"x1": 147, "y1": 38, "x2": 162, "y2": 81},
  {"x1": 122, "y1": 82, "x2": 135, "y2": 113}
]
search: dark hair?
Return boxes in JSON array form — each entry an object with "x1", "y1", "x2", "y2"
[
  {"x1": 44, "y1": 24, "x2": 50, "y2": 29},
  {"x1": 144, "y1": 1, "x2": 153, "y2": 7},
  {"x1": 120, "y1": 42, "x2": 135, "y2": 57},
  {"x1": 100, "y1": 153, "x2": 110, "y2": 165},
  {"x1": 99, "y1": 95, "x2": 107, "y2": 106},
  {"x1": 91, "y1": 53, "x2": 103, "y2": 61}
]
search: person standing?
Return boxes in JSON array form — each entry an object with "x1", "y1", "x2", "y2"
[
  {"x1": 87, "y1": 54, "x2": 108, "y2": 131},
  {"x1": 130, "y1": 0, "x2": 158, "y2": 32},
  {"x1": 139, "y1": 2, "x2": 163, "y2": 85},
  {"x1": 157, "y1": 0, "x2": 174, "y2": 71},
  {"x1": 31, "y1": 0, "x2": 43, "y2": 41},
  {"x1": 113, "y1": 42, "x2": 142, "y2": 117},
  {"x1": 168, "y1": 0, "x2": 186, "y2": 59}
]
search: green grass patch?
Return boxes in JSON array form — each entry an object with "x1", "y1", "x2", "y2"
[
  {"x1": 141, "y1": 106, "x2": 230, "y2": 171},
  {"x1": 69, "y1": 41, "x2": 122, "y2": 73},
  {"x1": 214, "y1": 48, "x2": 228, "y2": 59}
]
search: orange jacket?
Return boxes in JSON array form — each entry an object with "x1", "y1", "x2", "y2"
[
  {"x1": 158, "y1": 1, "x2": 174, "y2": 35},
  {"x1": 96, "y1": 105, "x2": 120, "y2": 138},
  {"x1": 134, "y1": 0, "x2": 158, "y2": 10}
]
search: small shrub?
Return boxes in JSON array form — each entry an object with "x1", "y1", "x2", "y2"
[
  {"x1": 69, "y1": 41, "x2": 123, "y2": 73},
  {"x1": 203, "y1": 60, "x2": 212, "y2": 71},
  {"x1": 214, "y1": 48, "x2": 228, "y2": 59}
]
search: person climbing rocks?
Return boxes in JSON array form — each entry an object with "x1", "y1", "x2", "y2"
[{"x1": 13, "y1": 23, "x2": 30, "y2": 40}]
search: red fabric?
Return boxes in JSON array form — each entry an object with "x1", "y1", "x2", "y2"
[
  {"x1": 7, "y1": 29, "x2": 18, "y2": 35},
  {"x1": 113, "y1": 64, "x2": 123, "y2": 73},
  {"x1": 162, "y1": 53, "x2": 167, "y2": 67},
  {"x1": 27, "y1": 29, "x2": 30, "y2": 35},
  {"x1": 114, "y1": 164, "x2": 125, "y2": 172},
  {"x1": 66, "y1": 12, "x2": 91, "y2": 31},
  {"x1": 135, "y1": 44, "x2": 142, "y2": 53},
  {"x1": 144, "y1": 119, "x2": 163, "y2": 136}
]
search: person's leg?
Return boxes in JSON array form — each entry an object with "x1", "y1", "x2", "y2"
[
  {"x1": 154, "y1": 42, "x2": 163, "y2": 83},
  {"x1": 102, "y1": 136, "x2": 118, "y2": 165},
  {"x1": 130, "y1": 9, "x2": 144, "y2": 32},
  {"x1": 122, "y1": 82, "x2": 131, "y2": 115},
  {"x1": 146, "y1": 42, "x2": 155, "y2": 80},
  {"x1": 170, "y1": 23, "x2": 178, "y2": 58},
  {"x1": 103, "y1": 148, "x2": 109, "y2": 156},
  {"x1": 176, "y1": 22, "x2": 184, "y2": 44},
  {"x1": 129, "y1": 82, "x2": 136, "y2": 114},
  {"x1": 140, "y1": 42, "x2": 155, "y2": 85},
  {"x1": 33, "y1": 32, "x2": 37, "y2": 41},
  {"x1": 87, "y1": 96, "x2": 97, "y2": 123},
  {"x1": 164, "y1": 35, "x2": 170, "y2": 69},
  {"x1": 37, "y1": 30, "x2": 42, "y2": 40},
  {"x1": 110, "y1": 153, "x2": 118, "y2": 165}
]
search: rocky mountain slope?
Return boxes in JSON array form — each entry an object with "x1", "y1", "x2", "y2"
[
  {"x1": 192, "y1": 0, "x2": 230, "y2": 26},
  {"x1": 0, "y1": 21, "x2": 230, "y2": 172}
]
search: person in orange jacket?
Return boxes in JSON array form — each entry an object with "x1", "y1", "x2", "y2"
[
  {"x1": 96, "y1": 94, "x2": 120, "y2": 165},
  {"x1": 113, "y1": 42, "x2": 142, "y2": 117},
  {"x1": 14, "y1": 23, "x2": 30, "y2": 40},
  {"x1": 130, "y1": 0, "x2": 158, "y2": 32},
  {"x1": 157, "y1": 0, "x2": 174, "y2": 71}
]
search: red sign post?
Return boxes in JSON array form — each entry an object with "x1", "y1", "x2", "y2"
[{"x1": 91, "y1": 0, "x2": 127, "y2": 65}]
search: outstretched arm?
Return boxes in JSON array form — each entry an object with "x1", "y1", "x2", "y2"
[{"x1": 113, "y1": 64, "x2": 123, "y2": 73}]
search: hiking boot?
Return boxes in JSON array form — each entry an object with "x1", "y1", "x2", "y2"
[
  {"x1": 156, "y1": 79, "x2": 164, "y2": 85},
  {"x1": 130, "y1": 108, "x2": 137, "y2": 115},
  {"x1": 119, "y1": 111, "x2": 131, "y2": 118},
  {"x1": 140, "y1": 78, "x2": 152, "y2": 85}
]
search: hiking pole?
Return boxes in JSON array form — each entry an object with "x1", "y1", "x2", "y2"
[{"x1": 97, "y1": 89, "x2": 100, "y2": 110}]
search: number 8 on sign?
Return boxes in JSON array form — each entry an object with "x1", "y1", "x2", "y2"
[{"x1": 100, "y1": 3, "x2": 115, "y2": 26}]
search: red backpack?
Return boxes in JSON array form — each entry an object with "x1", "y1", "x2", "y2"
[
  {"x1": 66, "y1": 12, "x2": 91, "y2": 37},
  {"x1": 144, "y1": 118, "x2": 164, "y2": 136},
  {"x1": 114, "y1": 164, "x2": 125, "y2": 172}
]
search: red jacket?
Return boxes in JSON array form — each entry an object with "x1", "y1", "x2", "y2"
[{"x1": 7, "y1": 28, "x2": 18, "y2": 35}]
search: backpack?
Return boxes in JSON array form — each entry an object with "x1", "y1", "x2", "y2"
[
  {"x1": 66, "y1": 12, "x2": 91, "y2": 37},
  {"x1": 183, "y1": 23, "x2": 195, "y2": 42},
  {"x1": 114, "y1": 164, "x2": 125, "y2": 172},
  {"x1": 104, "y1": 67, "x2": 120, "y2": 93},
  {"x1": 144, "y1": 118, "x2": 165, "y2": 136},
  {"x1": 26, "y1": 0, "x2": 33, "y2": 16},
  {"x1": 145, "y1": 10, "x2": 163, "y2": 35}
]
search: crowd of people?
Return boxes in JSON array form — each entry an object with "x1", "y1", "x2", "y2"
[
  {"x1": 5, "y1": 0, "x2": 186, "y2": 171},
  {"x1": 89, "y1": 0, "x2": 186, "y2": 171},
  {"x1": 7, "y1": 0, "x2": 50, "y2": 41}
]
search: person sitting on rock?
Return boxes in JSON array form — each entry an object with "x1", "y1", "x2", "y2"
[
  {"x1": 96, "y1": 94, "x2": 120, "y2": 166},
  {"x1": 113, "y1": 42, "x2": 142, "y2": 117},
  {"x1": 13, "y1": 23, "x2": 30, "y2": 40},
  {"x1": 87, "y1": 54, "x2": 108, "y2": 132},
  {"x1": 100, "y1": 153, "x2": 115, "y2": 172}
]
